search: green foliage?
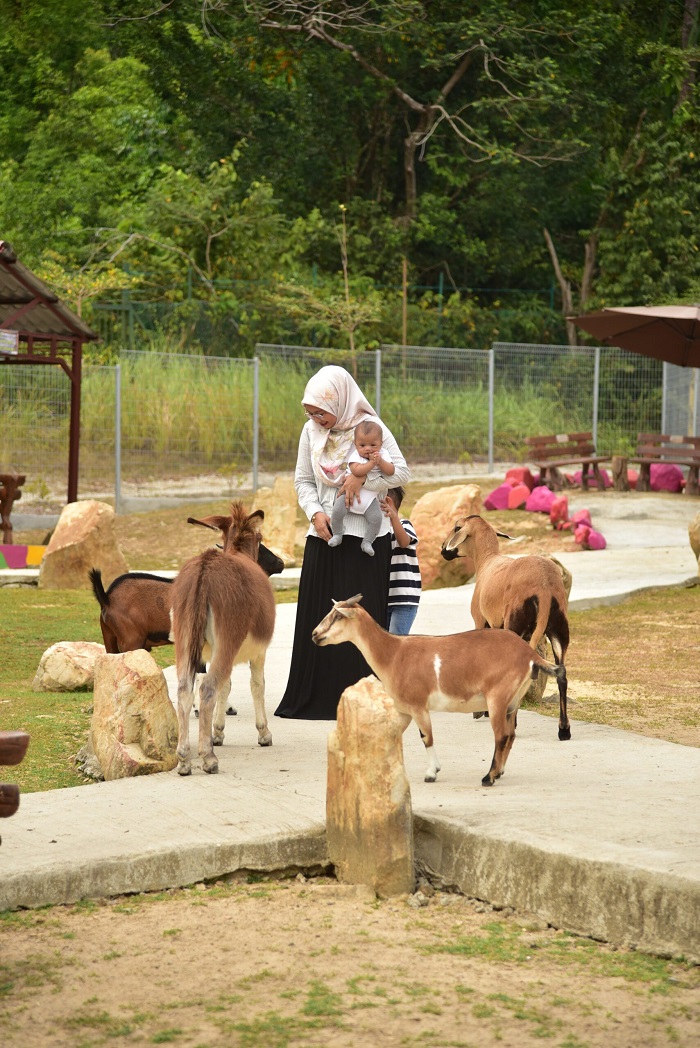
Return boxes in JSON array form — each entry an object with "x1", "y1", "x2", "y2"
[{"x1": 0, "y1": 0, "x2": 697, "y2": 347}]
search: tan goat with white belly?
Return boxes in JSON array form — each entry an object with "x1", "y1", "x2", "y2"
[{"x1": 312, "y1": 595, "x2": 566, "y2": 786}]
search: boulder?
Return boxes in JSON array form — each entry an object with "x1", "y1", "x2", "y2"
[
  {"x1": 689, "y1": 512, "x2": 700, "y2": 573},
  {"x1": 32, "y1": 641, "x2": 106, "y2": 692},
  {"x1": 327, "y1": 675, "x2": 414, "y2": 897},
  {"x1": 505, "y1": 467, "x2": 535, "y2": 491},
  {"x1": 411, "y1": 484, "x2": 482, "y2": 588},
  {"x1": 252, "y1": 475, "x2": 298, "y2": 567},
  {"x1": 39, "y1": 500, "x2": 128, "y2": 590},
  {"x1": 90, "y1": 650, "x2": 178, "y2": 780}
]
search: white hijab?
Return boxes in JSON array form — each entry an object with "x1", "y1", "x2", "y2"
[{"x1": 302, "y1": 365, "x2": 378, "y2": 488}]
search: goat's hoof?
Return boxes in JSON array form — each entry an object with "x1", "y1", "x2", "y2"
[
  {"x1": 424, "y1": 773, "x2": 437, "y2": 783},
  {"x1": 177, "y1": 762, "x2": 192, "y2": 776},
  {"x1": 558, "y1": 727, "x2": 572, "y2": 741},
  {"x1": 258, "y1": 734, "x2": 273, "y2": 747},
  {"x1": 226, "y1": 706, "x2": 238, "y2": 716},
  {"x1": 481, "y1": 775, "x2": 495, "y2": 787},
  {"x1": 213, "y1": 736, "x2": 224, "y2": 747},
  {"x1": 203, "y1": 760, "x2": 219, "y2": 774}
]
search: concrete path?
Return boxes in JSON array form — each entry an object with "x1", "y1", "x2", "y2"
[{"x1": 1, "y1": 492, "x2": 699, "y2": 961}]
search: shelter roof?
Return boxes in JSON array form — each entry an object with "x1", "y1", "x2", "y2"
[{"x1": 0, "y1": 240, "x2": 97, "y2": 344}]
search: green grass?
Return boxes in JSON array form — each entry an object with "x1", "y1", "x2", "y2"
[{"x1": 0, "y1": 586, "x2": 297, "y2": 793}]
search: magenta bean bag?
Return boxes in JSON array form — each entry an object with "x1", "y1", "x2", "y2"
[
  {"x1": 525, "y1": 485, "x2": 557, "y2": 513},
  {"x1": 483, "y1": 483, "x2": 513, "y2": 510},
  {"x1": 571, "y1": 468, "x2": 611, "y2": 489},
  {"x1": 650, "y1": 463, "x2": 684, "y2": 493}
]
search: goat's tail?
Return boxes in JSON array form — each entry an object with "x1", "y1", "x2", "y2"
[{"x1": 88, "y1": 568, "x2": 108, "y2": 609}]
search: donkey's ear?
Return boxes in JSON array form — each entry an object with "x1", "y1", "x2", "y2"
[
  {"x1": 187, "y1": 516, "x2": 224, "y2": 532},
  {"x1": 248, "y1": 509, "x2": 265, "y2": 524}
]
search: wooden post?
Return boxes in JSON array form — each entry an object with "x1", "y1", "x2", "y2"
[{"x1": 612, "y1": 455, "x2": 630, "y2": 492}]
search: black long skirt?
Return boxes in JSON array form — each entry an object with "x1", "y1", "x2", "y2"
[{"x1": 275, "y1": 533, "x2": 391, "y2": 720}]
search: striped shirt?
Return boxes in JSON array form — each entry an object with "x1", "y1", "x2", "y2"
[{"x1": 388, "y1": 518, "x2": 421, "y2": 607}]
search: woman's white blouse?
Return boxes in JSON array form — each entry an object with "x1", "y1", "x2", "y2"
[{"x1": 295, "y1": 420, "x2": 410, "y2": 539}]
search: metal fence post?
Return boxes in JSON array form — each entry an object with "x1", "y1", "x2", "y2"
[
  {"x1": 488, "y1": 347, "x2": 495, "y2": 473},
  {"x1": 253, "y1": 356, "x2": 259, "y2": 495},
  {"x1": 375, "y1": 347, "x2": 381, "y2": 417},
  {"x1": 115, "y1": 363, "x2": 122, "y2": 514},
  {"x1": 592, "y1": 347, "x2": 600, "y2": 446},
  {"x1": 694, "y1": 368, "x2": 699, "y2": 436},
  {"x1": 661, "y1": 362, "x2": 668, "y2": 434}
]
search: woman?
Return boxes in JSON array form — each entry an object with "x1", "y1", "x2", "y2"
[{"x1": 275, "y1": 365, "x2": 410, "y2": 720}]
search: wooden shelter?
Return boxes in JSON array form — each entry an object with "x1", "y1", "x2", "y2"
[{"x1": 0, "y1": 240, "x2": 98, "y2": 503}]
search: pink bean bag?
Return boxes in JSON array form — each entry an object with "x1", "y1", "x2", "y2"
[
  {"x1": 571, "y1": 508, "x2": 592, "y2": 527},
  {"x1": 505, "y1": 467, "x2": 535, "y2": 491},
  {"x1": 549, "y1": 495, "x2": 569, "y2": 529},
  {"x1": 483, "y1": 483, "x2": 513, "y2": 510},
  {"x1": 571, "y1": 468, "x2": 612, "y2": 489},
  {"x1": 650, "y1": 463, "x2": 684, "y2": 493},
  {"x1": 525, "y1": 485, "x2": 557, "y2": 513},
  {"x1": 507, "y1": 482, "x2": 531, "y2": 509},
  {"x1": 574, "y1": 523, "x2": 607, "y2": 550}
]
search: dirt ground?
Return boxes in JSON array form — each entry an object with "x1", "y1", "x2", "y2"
[{"x1": 2, "y1": 875, "x2": 699, "y2": 1048}]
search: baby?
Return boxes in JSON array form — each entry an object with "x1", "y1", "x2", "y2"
[{"x1": 328, "y1": 420, "x2": 395, "y2": 555}]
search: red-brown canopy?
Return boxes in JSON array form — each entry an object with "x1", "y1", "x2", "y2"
[{"x1": 570, "y1": 304, "x2": 700, "y2": 368}]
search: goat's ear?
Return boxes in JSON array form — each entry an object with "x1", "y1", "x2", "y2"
[
  {"x1": 344, "y1": 593, "x2": 363, "y2": 607},
  {"x1": 496, "y1": 530, "x2": 515, "y2": 540},
  {"x1": 443, "y1": 523, "x2": 470, "y2": 551}
]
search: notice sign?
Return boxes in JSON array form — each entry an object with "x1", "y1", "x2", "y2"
[{"x1": 0, "y1": 329, "x2": 19, "y2": 354}]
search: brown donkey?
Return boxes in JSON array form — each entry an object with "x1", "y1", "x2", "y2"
[{"x1": 170, "y1": 502, "x2": 276, "y2": 776}]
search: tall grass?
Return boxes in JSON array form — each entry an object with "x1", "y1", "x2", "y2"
[{"x1": 1, "y1": 350, "x2": 663, "y2": 491}]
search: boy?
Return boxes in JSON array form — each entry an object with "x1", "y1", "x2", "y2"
[{"x1": 382, "y1": 486, "x2": 421, "y2": 634}]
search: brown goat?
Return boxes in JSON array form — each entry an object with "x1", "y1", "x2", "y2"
[
  {"x1": 441, "y1": 514, "x2": 570, "y2": 741},
  {"x1": 170, "y1": 502, "x2": 276, "y2": 776},
  {"x1": 312, "y1": 595, "x2": 566, "y2": 786}
]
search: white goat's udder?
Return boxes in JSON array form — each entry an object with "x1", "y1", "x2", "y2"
[{"x1": 428, "y1": 690, "x2": 488, "y2": 714}]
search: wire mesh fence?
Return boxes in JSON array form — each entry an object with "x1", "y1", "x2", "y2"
[{"x1": 1, "y1": 344, "x2": 695, "y2": 511}]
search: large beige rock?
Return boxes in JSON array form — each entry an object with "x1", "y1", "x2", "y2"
[
  {"x1": 690, "y1": 512, "x2": 700, "y2": 573},
  {"x1": 39, "y1": 500, "x2": 128, "y2": 590},
  {"x1": 411, "y1": 484, "x2": 482, "y2": 588},
  {"x1": 90, "y1": 650, "x2": 178, "y2": 780},
  {"x1": 32, "y1": 641, "x2": 106, "y2": 692},
  {"x1": 327, "y1": 675, "x2": 414, "y2": 897},
  {"x1": 253, "y1": 476, "x2": 298, "y2": 566}
]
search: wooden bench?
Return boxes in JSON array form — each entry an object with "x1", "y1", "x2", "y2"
[
  {"x1": 524, "y1": 432, "x2": 611, "y2": 491},
  {"x1": 631, "y1": 434, "x2": 700, "y2": 496},
  {"x1": 0, "y1": 471, "x2": 26, "y2": 544}
]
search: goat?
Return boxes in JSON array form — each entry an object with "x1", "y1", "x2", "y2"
[
  {"x1": 170, "y1": 502, "x2": 276, "y2": 775},
  {"x1": 440, "y1": 514, "x2": 570, "y2": 741},
  {"x1": 312, "y1": 594, "x2": 566, "y2": 786}
]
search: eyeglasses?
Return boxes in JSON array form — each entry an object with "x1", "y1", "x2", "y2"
[{"x1": 304, "y1": 409, "x2": 328, "y2": 420}]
